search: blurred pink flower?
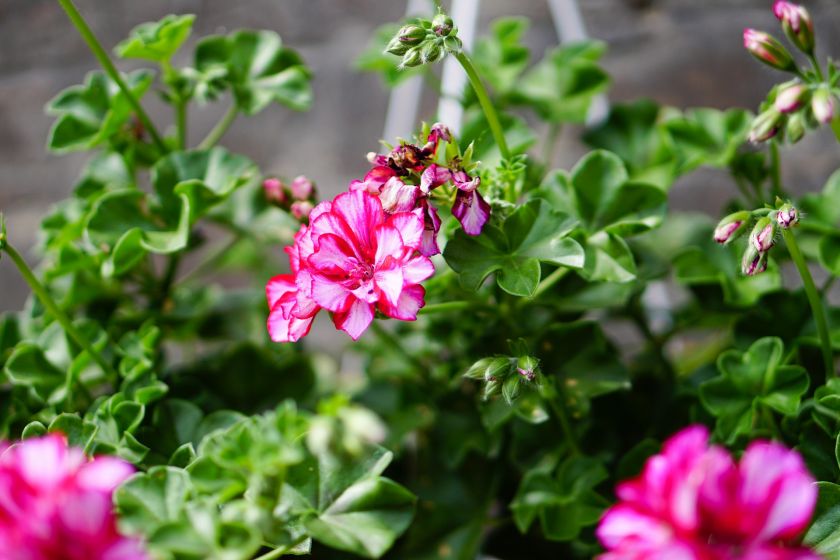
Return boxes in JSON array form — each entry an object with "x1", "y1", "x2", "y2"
[
  {"x1": 0, "y1": 434, "x2": 146, "y2": 560},
  {"x1": 597, "y1": 426, "x2": 818, "y2": 560}
]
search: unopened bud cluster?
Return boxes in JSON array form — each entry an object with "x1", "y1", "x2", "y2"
[
  {"x1": 714, "y1": 202, "x2": 800, "y2": 277},
  {"x1": 745, "y1": 2, "x2": 838, "y2": 144},
  {"x1": 464, "y1": 352, "x2": 541, "y2": 404},
  {"x1": 263, "y1": 175, "x2": 317, "y2": 222},
  {"x1": 385, "y1": 12, "x2": 463, "y2": 69}
]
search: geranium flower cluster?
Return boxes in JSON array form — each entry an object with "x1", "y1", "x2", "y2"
[
  {"x1": 267, "y1": 123, "x2": 488, "y2": 342},
  {"x1": 0, "y1": 434, "x2": 146, "y2": 560},
  {"x1": 597, "y1": 425, "x2": 818, "y2": 560}
]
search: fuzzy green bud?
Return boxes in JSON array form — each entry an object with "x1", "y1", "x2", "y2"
[
  {"x1": 398, "y1": 24, "x2": 426, "y2": 44},
  {"x1": 443, "y1": 35, "x2": 463, "y2": 54},
  {"x1": 786, "y1": 112, "x2": 806, "y2": 143},
  {"x1": 743, "y1": 29, "x2": 796, "y2": 72},
  {"x1": 776, "y1": 203, "x2": 800, "y2": 229},
  {"x1": 811, "y1": 85, "x2": 835, "y2": 124},
  {"x1": 400, "y1": 46, "x2": 423, "y2": 68},
  {"x1": 385, "y1": 36, "x2": 411, "y2": 56},
  {"x1": 432, "y1": 13, "x2": 454, "y2": 36},
  {"x1": 420, "y1": 40, "x2": 444, "y2": 65},
  {"x1": 742, "y1": 244, "x2": 769, "y2": 276}
]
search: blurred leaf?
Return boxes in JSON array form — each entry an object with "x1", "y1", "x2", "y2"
[
  {"x1": 116, "y1": 14, "x2": 195, "y2": 63},
  {"x1": 195, "y1": 29, "x2": 312, "y2": 115}
]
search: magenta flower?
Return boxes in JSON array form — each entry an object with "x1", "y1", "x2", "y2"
[
  {"x1": 0, "y1": 434, "x2": 146, "y2": 560},
  {"x1": 597, "y1": 426, "x2": 818, "y2": 560},
  {"x1": 305, "y1": 190, "x2": 434, "y2": 339},
  {"x1": 773, "y1": 1, "x2": 815, "y2": 54},
  {"x1": 451, "y1": 170, "x2": 491, "y2": 236},
  {"x1": 267, "y1": 191, "x2": 435, "y2": 341},
  {"x1": 350, "y1": 166, "x2": 397, "y2": 195}
]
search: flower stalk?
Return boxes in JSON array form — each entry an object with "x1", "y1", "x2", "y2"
[
  {"x1": 198, "y1": 104, "x2": 239, "y2": 149},
  {"x1": 1, "y1": 239, "x2": 118, "y2": 383},
  {"x1": 782, "y1": 228, "x2": 834, "y2": 377},
  {"x1": 56, "y1": 0, "x2": 167, "y2": 153},
  {"x1": 453, "y1": 51, "x2": 511, "y2": 161}
]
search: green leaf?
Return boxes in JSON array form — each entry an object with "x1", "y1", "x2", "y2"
[
  {"x1": 537, "y1": 151, "x2": 666, "y2": 236},
  {"x1": 151, "y1": 147, "x2": 259, "y2": 221},
  {"x1": 46, "y1": 70, "x2": 153, "y2": 153},
  {"x1": 443, "y1": 199, "x2": 584, "y2": 296},
  {"x1": 663, "y1": 108, "x2": 752, "y2": 173},
  {"x1": 472, "y1": 17, "x2": 531, "y2": 97},
  {"x1": 700, "y1": 337, "x2": 808, "y2": 442},
  {"x1": 4, "y1": 343, "x2": 65, "y2": 400},
  {"x1": 510, "y1": 456, "x2": 608, "y2": 541},
  {"x1": 580, "y1": 231, "x2": 637, "y2": 283},
  {"x1": 116, "y1": 14, "x2": 195, "y2": 63},
  {"x1": 281, "y1": 447, "x2": 416, "y2": 558},
  {"x1": 513, "y1": 41, "x2": 609, "y2": 123},
  {"x1": 583, "y1": 100, "x2": 677, "y2": 190},
  {"x1": 195, "y1": 29, "x2": 312, "y2": 115},
  {"x1": 804, "y1": 482, "x2": 840, "y2": 555},
  {"x1": 115, "y1": 466, "x2": 194, "y2": 534}
]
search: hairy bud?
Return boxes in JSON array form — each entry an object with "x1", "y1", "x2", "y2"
[
  {"x1": 774, "y1": 82, "x2": 809, "y2": 113},
  {"x1": 432, "y1": 13, "x2": 454, "y2": 36},
  {"x1": 400, "y1": 46, "x2": 423, "y2": 69},
  {"x1": 786, "y1": 112, "x2": 806, "y2": 143},
  {"x1": 420, "y1": 40, "x2": 444, "y2": 65},
  {"x1": 773, "y1": 1, "x2": 815, "y2": 54},
  {"x1": 750, "y1": 216, "x2": 777, "y2": 252},
  {"x1": 742, "y1": 245, "x2": 769, "y2": 276},
  {"x1": 776, "y1": 204, "x2": 800, "y2": 229},
  {"x1": 262, "y1": 178, "x2": 287, "y2": 205},
  {"x1": 812, "y1": 86, "x2": 835, "y2": 124},
  {"x1": 743, "y1": 29, "x2": 796, "y2": 71},
  {"x1": 714, "y1": 211, "x2": 751, "y2": 245},
  {"x1": 748, "y1": 108, "x2": 783, "y2": 143}
]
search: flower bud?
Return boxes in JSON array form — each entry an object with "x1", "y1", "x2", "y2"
[
  {"x1": 774, "y1": 82, "x2": 809, "y2": 113},
  {"x1": 290, "y1": 175, "x2": 315, "y2": 200},
  {"x1": 749, "y1": 216, "x2": 776, "y2": 252},
  {"x1": 776, "y1": 203, "x2": 799, "y2": 228},
  {"x1": 786, "y1": 112, "x2": 806, "y2": 143},
  {"x1": 516, "y1": 356, "x2": 538, "y2": 382},
  {"x1": 714, "y1": 211, "x2": 751, "y2": 245},
  {"x1": 291, "y1": 200, "x2": 314, "y2": 221},
  {"x1": 420, "y1": 40, "x2": 444, "y2": 65},
  {"x1": 432, "y1": 13, "x2": 454, "y2": 36},
  {"x1": 443, "y1": 35, "x2": 463, "y2": 54},
  {"x1": 743, "y1": 29, "x2": 796, "y2": 71},
  {"x1": 773, "y1": 1, "x2": 815, "y2": 54},
  {"x1": 398, "y1": 24, "x2": 426, "y2": 45},
  {"x1": 748, "y1": 108, "x2": 783, "y2": 143},
  {"x1": 812, "y1": 86, "x2": 835, "y2": 124},
  {"x1": 0, "y1": 213, "x2": 6, "y2": 252},
  {"x1": 400, "y1": 46, "x2": 423, "y2": 69},
  {"x1": 385, "y1": 36, "x2": 411, "y2": 56},
  {"x1": 262, "y1": 177, "x2": 287, "y2": 205},
  {"x1": 742, "y1": 245, "x2": 769, "y2": 276}
]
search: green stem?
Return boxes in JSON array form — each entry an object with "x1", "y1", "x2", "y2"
[
  {"x1": 419, "y1": 301, "x2": 473, "y2": 315},
  {"x1": 2, "y1": 241, "x2": 118, "y2": 382},
  {"x1": 808, "y1": 53, "x2": 825, "y2": 81},
  {"x1": 56, "y1": 0, "x2": 167, "y2": 153},
  {"x1": 544, "y1": 381, "x2": 581, "y2": 455},
  {"x1": 175, "y1": 100, "x2": 187, "y2": 150},
  {"x1": 830, "y1": 116, "x2": 840, "y2": 145},
  {"x1": 198, "y1": 105, "x2": 239, "y2": 150},
  {"x1": 253, "y1": 535, "x2": 309, "y2": 560},
  {"x1": 782, "y1": 229, "x2": 834, "y2": 377},
  {"x1": 530, "y1": 267, "x2": 569, "y2": 300},
  {"x1": 453, "y1": 51, "x2": 510, "y2": 160},
  {"x1": 769, "y1": 141, "x2": 783, "y2": 199},
  {"x1": 153, "y1": 254, "x2": 181, "y2": 310}
]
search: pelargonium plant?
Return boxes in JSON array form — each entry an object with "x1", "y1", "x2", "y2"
[{"x1": 3, "y1": 0, "x2": 840, "y2": 558}]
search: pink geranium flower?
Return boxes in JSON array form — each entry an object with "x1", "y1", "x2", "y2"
[
  {"x1": 597, "y1": 426, "x2": 819, "y2": 560},
  {"x1": 267, "y1": 191, "x2": 435, "y2": 341},
  {"x1": 0, "y1": 434, "x2": 147, "y2": 560}
]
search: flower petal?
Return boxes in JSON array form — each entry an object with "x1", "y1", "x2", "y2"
[
  {"x1": 77, "y1": 456, "x2": 134, "y2": 494},
  {"x1": 329, "y1": 190, "x2": 384, "y2": 258},
  {"x1": 310, "y1": 273, "x2": 353, "y2": 313},
  {"x1": 268, "y1": 293, "x2": 316, "y2": 342},
  {"x1": 308, "y1": 233, "x2": 356, "y2": 276},
  {"x1": 378, "y1": 284, "x2": 425, "y2": 321},
  {"x1": 386, "y1": 209, "x2": 424, "y2": 251},
  {"x1": 420, "y1": 164, "x2": 451, "y2": 193},
  {"x1": 333, "y1": 299, "x2": 374, "y2": 340},
  {"x1": 402, "y1": 255, "x2": 435, "y2": 285},
  {"x1": 266, "y1": 274, "x2": 297, "y2": 309},
  {"x1": 452, "y1": 190, "x2": 491, "y2": 236},
  {"x1": 374, "y1": 224, "x2": 406, "y2": 264},
  {"x1": 374, "y1": 264, "x2": 404, "y2": 307},
  {"x1": 379, "y1": 177, "x2": 421, "y2": 213}
]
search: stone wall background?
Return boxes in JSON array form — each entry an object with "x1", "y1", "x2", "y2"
[{"x1": 2, "y1": 0, "x2": 840, "y2": 313}]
